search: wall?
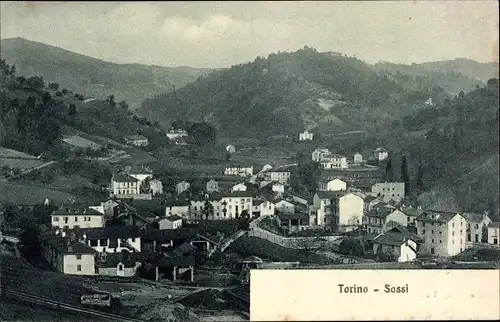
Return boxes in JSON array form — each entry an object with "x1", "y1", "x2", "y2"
[
  {"x1": 488, "y1": 227, "x2": 499, "y2": 244},
  {"x1": 63, "y1": 254, "x2": 95, "y2": 275},
  {"x1": 114, "y1": 193, "x2": 152, "y2": 200},
  {"x1": 385, "y1": 210, "x2": 409, "y2": 228},
  {"x1": 248, "y1": 227, "x2": 342, "y2": 249},
  {"x1": 87, "y1": 237, "x2": 141, "y2": 253},
  {"x1": 371, "y1": 182, "x2": 405, "y2": 203},
  {"x1": 52, "y1": 214, "x2": 104, "y2": 229},
  {"x1": 338, "y1": 194, "x2": 364, "y2": 227}
]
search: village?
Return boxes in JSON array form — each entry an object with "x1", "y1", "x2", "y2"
[{"x1": 1, "y1": 127, "x2": 499, "y2": 321}]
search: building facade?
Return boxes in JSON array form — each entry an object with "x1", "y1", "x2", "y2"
[
  {"x1": 373, "y1": 147, "x2": 388, "y2": 161},
  {"x1": 299, "y1": 131, "x2": 314, "y2": 141},
  {"x1": 371, "y1": 182, "x2": 405, "y2": 203},
  {"x1": 338, "y1": 193, "x2": 365, "y2": 232},
  {"x1": 224, "y1": 166, "x2": 254, "y2": 177},
  {"x1": 318, "y1": 179, "x2": 347, "y2": 192},
  {"x1": 51, "y1": 207, "x2": 105, "y2": 230},
  {"x1": 487, "y1": 222, "x2": 499, "y2": 245}
]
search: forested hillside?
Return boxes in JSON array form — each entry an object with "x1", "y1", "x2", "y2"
[
  {"x1": 139, "y1": 47, "x2": 486, "y2": 139},
  {"x1": 0, "y1": 58, "x2": 166, "y2": 156},
  {"x1": 0, "y1": 38, "x2": 213, "y2": 110}
]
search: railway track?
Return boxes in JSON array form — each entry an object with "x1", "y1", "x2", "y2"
[{"x1": 1, "y1": 289, "x2": 143, "y2": 322}]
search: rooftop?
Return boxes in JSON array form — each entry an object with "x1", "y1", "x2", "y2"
[
  {"x1": 81, "y1": 226, "x2": 142, "y2": 240},
  {"x1": 113, "y1": 173, "x2": 139, "y2": 183},
  {"x1": 488, "y1": 222, "x2": 500, "y2": 228},
  {"x1": 223, "y1": 191, "x2": 254, "y2": 198},
  {"x1": 165, "y1": 215, "x2": 183, "y2": 222},
  {"x1": 141, "y1": 228, "x2": 200, "y2": 242},
  {"x1": 417, "y1": 210, "x2": 461, "y2": 224},
  {"x1": 52, "y1": 207, "x2": 103, "y2": 216},
  {"x1": 462, "y1": 212, "x2": 488, "y2": 223},
  {"x1": 316, "y1": 191, "x2": 346, "y2": 200},
  {"x1": 42, "y1": 237, "x2": 97, "y2": 255},
  {"x1": 277, "y1": 213, "x2": 309, "y2": 221},
  {"x1": 372, "y1": 231, "x2": 417, "y2": 247}
]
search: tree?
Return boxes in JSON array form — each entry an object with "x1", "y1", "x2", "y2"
[
  {"x1": 401, "y1": 155, "x2": 410, "y2": 196},
  {"x1": 108, "y1": 94, "x2": 116, "y2": 108},
  {"x1": 25, "y1": 76, "x2": 45, "y2": 90},
  {"x1": 68, "y1": 103, "x2": 77, "y2": 124},
  {"x1": 385, "y1": 159, "x2": 393, "y2": 181},
  {"x1": 201, "y1": 200, "x2": 214, "y2": 219},
  {"x1": 187, "y1": 122, "x2": 217, "y2": 145},
  {"x1": 416, "y1": 163, "x2": 424, "y2": 192},
  {"x1": 288, "y1": 236, "x2": 325, "y2": 264},
  {"x1": 48, "y1": 82, "x2": 59, "y2": 91},
  {"x1": 118, "y1": 100, "x2": 129, "y2": 110}
]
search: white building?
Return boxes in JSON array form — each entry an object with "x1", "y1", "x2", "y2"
[
  {"x1": 275, "y1": 200, "x2": 295, "y2": 214},
  {"x1": 371, "y1": 182, "x2": 405, "y2": 203},
  {"x1": 149, "y1": 179, "x2": 163, "y2": 196},
  {"x1": 231, "y1": 183, "x2": 248, "y2": 192},
  {"x1": 320, "y1": 154, "x2": 348, "y2": 169},
  {"x1": 272, "y1": 183, "x2": 285, "y2": 193},
  {"x1": 159, "y1": 215, "x2": 183, "y2": 230},
  {"x1": 165, "y1": 200, "x2": 191, "y2": 217},
  {"x1": 224, "y1": 165, "x2": 254, "y2": 177},
  {"x1": 338, "y1": 192, "x2": 365, "y2": 232},
  {"x1": 206, "y1": 179, "x2": 219, "y2": 192},
  {"x1": 311, "y1": 148, "x2": 331, "y2": 162},
  {"x1": 166, "y1": 129, "x2": 188, "y2": 140},
  {"x1": 318, "y1": 179, "x2": 347, "y2": 192},
  {"x1": 416, "y1": 210, "x2": 467, "y2": 257},
  {"x1": 373, "y1": 147, "x2": 389, "y2": 161},
  {"x1": 176, "y1": 181, "x2": 191, "y2": 195},
  {"x1": 487, "y1": 222, "x2": 499, "y2": 245},
  {"x1": 299, "y1": 130, "x2": 314, "y2": 141},
  {"x1": 221, "y1": 191, "x2": 253, "y2": 218},
  {"x1": 124, "y1": 135, "x2": 149, "y2": 147},
  {"x1": 226, "y1": 144, "x2": 236, "y2": 153},
  {"x1": 365, "y1": 207, "x2": 409, "y2": 234},
  {"x1": 372, "y1": 228, "x2": 418, "y2": 262},
  {"x1": 353, "y1": 153, "x2": 363, "y2": 165},
  {"x1": 82, "y1": 226, "x2": 142, "y2": 253},
  {"x1": 265, "y1": 168, "x2": 292, "y2": 185},
  {"x1": 51, "y1": 207, "x2": 105, "y2": 230},
  {"x1": 111, "y1": 173, "x2": 140, "y2": 196},
  {"x1": 462, "y1": 212, "x2": 491, "y2": 243},
  {"x1": 252, "y1": 200, "x2": 275, "y2": 217}
]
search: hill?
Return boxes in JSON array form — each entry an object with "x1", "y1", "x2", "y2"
[
  {"x1": 138, "y1": 47, "x2": 491, "y2": 139},
  {"x1": 0, "y1": 37, "x2": 213, "y2": 109}
]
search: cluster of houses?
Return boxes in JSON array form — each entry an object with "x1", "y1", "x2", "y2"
[
  {"x1": 311, "y1": 147, "x2": 389, "y2": 170},
  {"x1": 166, "y1": 128, "x2": 189, "y2": 145},
  {"x1": 110, "y1": 166, "x2": 163, "y2": 200}
]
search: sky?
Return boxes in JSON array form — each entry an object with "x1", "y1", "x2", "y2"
[{"x1": 1, "y1": 1, "x2": 498, "y2": 68}]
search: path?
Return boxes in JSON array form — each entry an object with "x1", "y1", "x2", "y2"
[{"x1": 453, "y1": 154, "x2": 499, "y2": 183}]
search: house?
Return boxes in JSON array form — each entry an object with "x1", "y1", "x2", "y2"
[
  {"x1": 320, "y1": 154, "x2": 348, "y2": 169},
  {"x1": 221, "y1": 191, "x2": 254, "y2": 219},
  {"x1": 265, "y1": 167, "x2": 292, "y2": 185},
  {"x1": 149, "y1": 179, "x2": 163, "y2": 196},
  {"x1": 318, "y1": 178, "x2": 347, "y2": 192},
  {"x1": 276, "y1": 213, "x2": 310, "y2": 234},
  {"x1": 353, "y1": 153, "x2": 363, "y2": 165},
  {"x1": 251, "y1": 200, "x2": 275, "y2": 217},
  {"x1": 424, "y1": 97, "x2": 434, "y2": 106},
  {"x1": 206, "y1": 179, "x2": 219, "y2": 192},
  {"x1": 95, "y1": 251, "x2": 142, "y2": 277},
  {"x1": 176, "y1": 181, "x2": 191, "y2": 195},
  {"x1": 487, "y1": 222, "x2": 499, "y2": 245},
  {"x1": 272, "y1": 183, "x2": 285, "y2": 193},
  {"x1": 416, "y1": 210, "x2": 467, "y2": 257},
  {"x1": 224, "y1": 165, "x2": 254, "y2": 177},
  {"x1": 462, "y1": 212, "x2": 491, "y2": 243},
  {"x1": 51, "y1": 206, "x2": 105, "y2": 230},
  {"x1": 231, "y1": 183, "x2": 248, "y2": 192},
  {"x1": 188, "y1": 194, "x2": 225, "y2": 219},
  {"x1": 111, "y1": 173, "x2": 140, "y2": 196},
  {"x1": 226, "y1": 144, "x2": 236, "y2": 153},
  {"x1": 400, "y1": 205, "x2": 424, "y2": 226},
  {"x1": 40, "y1": 230, "x2": 97, "y2": 275},
  {"x1": 372, "y1": 227, "x2": 418, "y2": 262},
  {"x1": 165, "y1": 199, "x2": 191, "y2": 217},
  {"x1": 363, "y1": 195, "x2": 384, "y2": 212},
  {"x1": 127, "y1": 166, "x2": 154, "y2": 183},
  {"x1": 98, "y1": 198, "x2": 121, "y2": 219},
  {"x1": 365, "y1": 207, "x2": 409, "y2": 234},
  {"x1": 298, "y1": 130, "x2": 314, "y2": 141},
  {"x1": 313, "y1": 191, "x2": 345, "y2": 226},
  {"x1": 166, "y1": 128, "x2": 189, "y2": 141},
  {"x1": 275, "y1": 199, "x2": 295, "y2": 214},
  {"x1": 141, "y1": 228, "x2": 200, "y2": 252},
  {"x1": 124, "y1": 135, "x2": 149, "y2": 147},
  {"x1": 338, "y1": 192, "x2": 366, "y2": 232},
  {"x1": 82, "y1": 226, "x2": 142, "y2": 253},
  {"x1": 371, "y1": 182, "x2": 405, "y2": 203},
  {"x1": 311, "y1": 148, "x2": 330, "y2": 162},
  {"x1": 373, "y1": 147, "x2": 388, "y2": 161},
  {"x1": 159, "y1": 215, "x2": 183, "y2": 230}
]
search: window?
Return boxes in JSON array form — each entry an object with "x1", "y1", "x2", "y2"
[
  {"x1": 76, "y1": 254, "x2": 82, "y2": 260},
  {"x1": 83, "y1": 217, "x2": 87, "y2": 222},
  {"x1": 431, "y1": 230, "x2": 434, "y2": 234},
  {"x1": 452, "y1": 240, "x2": 455, "y2": 244},
  {"x1": 452, "y1": 223, "x2": 455, "y2": 228},
  {"x1": 432, "y1": 239, "x2": 434, "y2": 243},
  {"x1": 99, "y1": 239, "x2": 108, "y2": 246},
  {"x1": 90, "y1": 240, "x2": 98, "y2": 247},
  {"x1": 440, "y1": 240, "x2": 442, "y2": 243},
  {"x1": 53, "y1": 217, "x2": 59, "y2": 222},
  {"x1": 77, "y1": 265, "x2": 82, "y2": 272},
  {"x1": 131, "y1": 238, "x2": 136, "y2": 242},
  {"x1": 475, "y1": 224, "x2": 479, "y2": 229},
  {"x1": 452, "y1": 231, "x2": 455, "y2": 236},
  {"x1": 118, "y1": 264, "x2": 123, "y2": 271},
  {"x1": 423, "y1": 229, "x2": 426, "y2": 234}
]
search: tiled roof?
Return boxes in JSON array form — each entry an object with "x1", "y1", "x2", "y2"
[
  {"x1": 462, "y1": 212, "x2": 487, "y2": 223},
  {"x1": 277, "y1": 213, "x2": 309, "y2": 221},
  {"x1": 316, "y1": 191, "x2": 346, "y2": 200},
  {"x1": 81, "y1": 226, "x2": 142, "y2": 240},
  {"x1": 158, "y1": 254, "x2": 195, "y2": 267},
  {"x1": 165, "y1": 215, "x2": 183, "y2": 222},
  {"x1": 113, "y1": 173, "x2": 139, "y2": 183},
  {"x1": 42, "y1": 236, "x2": 97, "y2": 255},
  {"x1": 223, "y1": 191, "x2": 254, "y2": 198},
  {"x1": 372, "y1": 231, "x2": 416, "y2": 247},
  {"x1": 417, "y1": 210, "x2": 461, "y2": 223},
  {"x1": 365, "y1": 207, "x2": 395, "y2": 218},
  {"x1": 488, "y1": 222, "x2": 500, "y2": 228},
  {"x1": 52, "y1": 207, "x2": 103, "y2": 216},
  {"x1": 165, "y1": 199, "x2": 191, "y2": 207},
  {"x1": 400, "y1": 206, "x2": 424, "y2": 217},
  {"x1": 141, "y1": 228, "x2": 200, "y2": 242},
  {"x1": 363, "y1": 195, "x2": 378, "y2": 202}
]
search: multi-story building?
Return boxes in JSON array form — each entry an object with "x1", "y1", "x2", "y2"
[
  {"x1": 373, "y1": 147, "x2": 388, "y2": 161},
  {"x1": 320, "y1": 154, "x2": 348, "y2": 169},
  {"x1": 124, "y1": 135, "x2": 149, "y2": 147},
  {"x1": 338, "y1": 192, "x2": 366, "y2": 232},
  {"x1": 221, "y1": 191, "x2": 254, "y2": 218},
  {"x1": 318, "y1": 178, "x2": 347, "y2": 191},
  {"x1": 311, "y1": 148, "x2": 331, "y2": 162},
  {"x1": 111, "y1": 173, "x2": 140, "y2": 196},
  {"x1": 487, "y1": 222, "x2": 499, "y2": 245},
  {"x1": 462, "y1": 212, "x2": 491, "y2": 243},
  {"x1": 266, "y1": 169, "x2": 292, "y2": 185},
  {"x1": 231, "y1": 183, "x2": 248, "y2": 192},
  {"x1": 224, "y1": 165, "x2": 254, "y2": 177},
  {"x1": 40, "y1": 230, "x2": 97, "y2": 276},
  {"x1": 298, "y1": 130, "x2": 314, "y2": 141},
  {"x1": 365, "y1": 206, "x2": 408, "y2": 234},
  {"x1": 371, "y1": 182, "x2": 405, "y2": 203},
  {"x1": 416, "y1": 210, "x2": 467, "y2": 257},
  {"x1": 353, "y1": 153, "x2": 363, "y2": 165},
  {"x1": 165, "y1": 199, "x2": 191, "y2": 217},
  {"x1": 81, "y1": 226, "x2": 142, "y2": 254},
  {"x1": 176, "y1": 181, "x2": 191, "y2": 195},
  {"x1": 51, "y1": 206, "x2": 105, "y2": 230},
  {"x1": 206, "y1": 179, "x2": 219, "y2": 192},
  {"x1": 251, "y1": 200, "x2": 275, "y2": 217},
  {"x1": 313, "y1": 191, "x2": 346, "y2": 226},
  {"x1": 149, "y1": 179, "x2": 163, "y2": 196}
]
